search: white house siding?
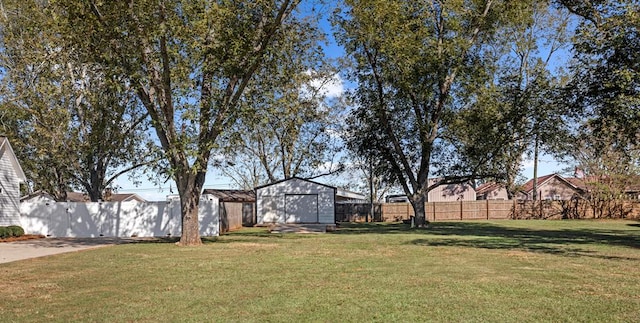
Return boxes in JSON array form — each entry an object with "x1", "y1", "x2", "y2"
[
  {"x1": 0, "y1": 142, "x2": 23, "y2": 226},
  {"x1": 256, "y1": 178, "x2": 335, "y2": 224},
  {"x1": 19, "y1": 199, "x2": 219, "y2": 237}
]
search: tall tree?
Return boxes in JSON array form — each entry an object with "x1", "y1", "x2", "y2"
[
  {"x1": 449, "y1": 1, "x2": 571, "y2": 199},
  {"x1": 558, "y1": 0, "x2": 639, "y2": 214},
  {"x1": 219, "y1": 66, "x2": 346, "y2": 189},
  {"x1": 37, "y1": 0, "x2": 306, "y2": 245},
  {"x1": 560, "y1": 0, "x2": 639, "y2": 151},
  {"x1": 334, "y1": 0, "x2": 531, "y2": 227},
  {"x1": 0, "y1": 1, "x2": 156, "y2": 202}
]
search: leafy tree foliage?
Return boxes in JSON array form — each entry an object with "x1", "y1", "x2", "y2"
[
  {"x1": 557, "y1": 0, "x2": 639, "y2": 213},
  {"x1": 219, "y1": 59, "x2": 346, "y2": 189},
  {"x1": 334, "y1": 0, "x2": 535, "y2": 226},
  {"x1": 24, "y1": 0, "x2": 305, "y2": 245},
  {"x1": 451, "y1": 1, "x2": 572, "y2": 200},
  {"x1": 0, "y1": 1, "x2": 156, "y2": 202}
]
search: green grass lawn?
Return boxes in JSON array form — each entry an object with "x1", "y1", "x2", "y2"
[{"x1": 1, "y1": 220, "x2": 639, "y2": 322}]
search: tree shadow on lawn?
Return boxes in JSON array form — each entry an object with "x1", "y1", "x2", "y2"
[
  {"x1": 334, "y1": 222, "x2": 416, "y2": 234},
  {"x1": 213, "y1": 229, "x2": 317, "y2": 244},
  {"x1": 336, "y1": 221, "x2": 640, "y2": 259}
]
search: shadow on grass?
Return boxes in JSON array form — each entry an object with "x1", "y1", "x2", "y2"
[
  {"x1": 213, "y1": 228, "x2": 317, "y2": 244},
  {"x1": 336, "y1": 221, "x2": 640, "y2": 259},
  {"x1": 333, "y1": 222, "x2": 416, "y2": 234}
]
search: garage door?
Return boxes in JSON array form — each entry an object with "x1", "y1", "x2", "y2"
[{"x1": 285, "y1": 194, "x2": 318, "y2": 223}]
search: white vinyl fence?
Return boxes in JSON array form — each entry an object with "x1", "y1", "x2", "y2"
[{"x1": 19, "y1": 199, "x2": 219, "y2": 238}]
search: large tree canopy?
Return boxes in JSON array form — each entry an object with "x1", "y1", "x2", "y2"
[
  {"x1": 0, "y1": 1, "x2": 156, "y2": 202},
  {"x1": 561, "y1": 0, "x2": 639, "y2": 153},
  {"x1": 556, "y1": 0, "x2": 639, "y2": 215},
  {"x1": 334, "y1": 0, "x2": 538, "y2": 226},
  {"x1": 5, "y1": 0, "x2": 307, "y2": 245}
]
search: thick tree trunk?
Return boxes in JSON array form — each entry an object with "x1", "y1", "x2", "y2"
[
  {"x1": 176, "y1": 172, "x2": 206, "y2": 246},
  {"x1": 410, "y1": 193, "x2": 428, "y2": 228}
]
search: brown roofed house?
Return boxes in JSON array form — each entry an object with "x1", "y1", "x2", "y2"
[
  {"x1": 475, "y1": 182, "x2": 509, "y2": 200},
  {"x1": 519, "y1": 174, "x2": 584, "y2": 201}
]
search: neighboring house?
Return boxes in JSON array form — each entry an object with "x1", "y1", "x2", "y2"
[
  {"x1": 475, "y1": 182, "x2": 509, "y2": 200},
  {"x1": 21, "y1": 191, "x2": 147, "y2": 203},
  {"x1": 428, "y1": 178, "x2": 476, "y2": 201},
  {"x1": 386, "y1": 179, "x2": 476, "y2": 203},
  {"x1": 386, "y1": 194, "x2": 410, "y2": 203},
  {"x1": 0, "y1": 137, "x2": 27, "y2": 226},
  {"x1": 202, "y1": 189, "x2": 256, "y2": 231},
  {"x1": 69, "y1": 191, "x2": 147, "y2": 202},
  {"x1": 255, "y1": 177, "x2": 336, "y2": 225},
  {"x1": 335, "y1": 188, "x2": 367, "y2": 203},
  {"x1": 519, "y1": 174, "x2": 584, "y2": 201},
  {"x1": 20, "y1": 190, "x2": 55, "y2": 203}
]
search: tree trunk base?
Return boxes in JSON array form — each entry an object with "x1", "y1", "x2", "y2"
[{"x1": 175, "y1": 240, "x2": 203, "y2": 247}]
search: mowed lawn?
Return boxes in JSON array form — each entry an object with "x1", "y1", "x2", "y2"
[{"x1": 1, "y1": 220, "x2": 639, "y2": 322}]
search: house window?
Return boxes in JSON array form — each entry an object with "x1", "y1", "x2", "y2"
[{"x1": 553, "y1": 195, "x2": 561, "y2": 201}]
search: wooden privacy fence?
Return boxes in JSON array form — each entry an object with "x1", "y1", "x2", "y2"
[
  {"x1": 335, "y1": 203, "x2": 382, "y2": 222},
  {"x1": 337, "y1": 200, "x2": 640, "y2": 222},
  {"x1": 19, "y1": 200, "x2": 220, "y2": 238},
  {"x1": 512, "y1": 199, "x2": 640, "y2": 220},
  {"x1": 379, "y1": 200, "x2": 514, "y2": 222}
]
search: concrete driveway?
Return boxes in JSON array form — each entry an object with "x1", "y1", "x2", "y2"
[{"x1": 0, "y1": 238, "x2": 145, "y2": 264}]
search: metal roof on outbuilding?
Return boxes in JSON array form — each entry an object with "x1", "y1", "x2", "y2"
[{"x1": 202, "y1": 189, "x2": 256, "y2": 202}]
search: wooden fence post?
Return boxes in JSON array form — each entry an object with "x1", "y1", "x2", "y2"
[
  {"x1": 460, "y1": 200, "x2": 463, "y2": 220},
  {"x1": 486, "y1": 199, "x2": 490, "y2": 220}
]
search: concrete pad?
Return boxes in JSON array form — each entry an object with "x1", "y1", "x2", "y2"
[{"x1": 0, "y1": 237, "x2": 146, "y2": 264}]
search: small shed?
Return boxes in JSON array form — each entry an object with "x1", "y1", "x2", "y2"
[
  {"x1": 202, "y1": 189, "x2": 255, "y2": 232},
  {"x1": 255, "y1": 177, "x2": 336, "y2": 225},
  {"x1": 0, "y1": 137, "x2": 27, "y2": 226}
]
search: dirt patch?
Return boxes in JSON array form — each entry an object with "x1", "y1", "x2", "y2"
[{"x1": 0, "y1": 234, "x2": 46, "y2": 243}]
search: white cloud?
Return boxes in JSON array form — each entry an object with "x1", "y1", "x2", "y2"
[
  {"x1": 303, "y1": 71, "x2": 344, "y2": 99},
  {"x1": 311, "y1": 73, "x2": 344, "y2": 98}
]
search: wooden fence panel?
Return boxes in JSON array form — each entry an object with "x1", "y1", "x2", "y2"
[
  {"x1": 430, "y1": 201, "x2": 461, "y2": 220},
  {"x1": 488, "y1": 201, "x2": 514, "y2": 219},
  {"x1": 336, "y1": 203, "x2": 382, "y2": 222},
  {"x1": 340, "y1": 200, "x2": 640, "y2": 223},
  {"x1": 381, "y1": 203, "x2": 413, "y2": 222},
  {"x1": 461, "y1": 201, "x2": 486, "y2": 220}
]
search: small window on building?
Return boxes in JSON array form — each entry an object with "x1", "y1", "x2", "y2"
[{"x1": 553, "y1": 195, "x2": 561, "y2": 201}]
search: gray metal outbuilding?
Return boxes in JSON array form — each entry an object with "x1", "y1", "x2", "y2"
[{"x1": 255, "y1": 177, "x2": 336, "y2": 225}]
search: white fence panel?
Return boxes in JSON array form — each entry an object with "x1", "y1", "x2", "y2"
[{"x1": 19, "y1": 199, "x2": 219, "y2": 238}]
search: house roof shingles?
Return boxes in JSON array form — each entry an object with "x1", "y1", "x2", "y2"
[
  {"x1": 520, "y1": 174, "x2": 557, "y2": 193},
  {"x1": 475, "y1": 182, "x2": 504, "y2": 195},
  {"x1": 65, "y1": 192, "x2": 146, "y2": 202}
]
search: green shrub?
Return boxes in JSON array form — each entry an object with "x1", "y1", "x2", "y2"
[
  {"x1": 0, "y1": 227, "x2": 10, "y2": 238},
  {"x1": 8, "y1": 225, "x2": 25, "y2": 237},
  {"x1": 0, "y1": 226, "x2": 25, "y2": 238}
]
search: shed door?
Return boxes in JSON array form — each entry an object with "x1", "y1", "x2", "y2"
[{"x1": 285, "y1": 194, "x2": 318, "y2": 223}]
